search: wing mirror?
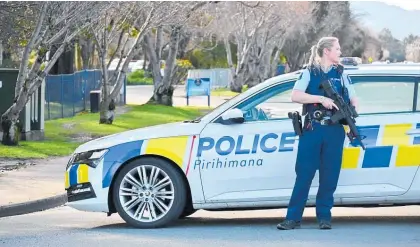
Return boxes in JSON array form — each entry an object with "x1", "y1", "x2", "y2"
[{"x1": 219, "y1": 108, "x2": 244, "y2": 124}]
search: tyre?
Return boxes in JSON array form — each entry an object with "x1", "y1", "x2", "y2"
[
  {"x1": 179, "y1": 207, "x2": 197, "y2": 219},
  {"x1": 112, "y1": 157, "x2": 187, "y2": 228}
]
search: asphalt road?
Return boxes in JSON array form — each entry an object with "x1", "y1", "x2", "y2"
[{"x1": 1, "y1": 206, "x2": 420, "y2": 247}]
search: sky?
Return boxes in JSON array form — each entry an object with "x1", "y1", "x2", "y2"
[{"x1": 372, "y1": 0, "x2": 420, "y2": 10}]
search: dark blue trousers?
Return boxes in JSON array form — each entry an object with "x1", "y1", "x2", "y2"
[{"x1": 286, "y1": 123, "x2": 345, "y2": 222}]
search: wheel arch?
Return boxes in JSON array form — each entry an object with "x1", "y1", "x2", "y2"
[{"x1": 107, "y1": 154, "x2": 193, "y2": 215}]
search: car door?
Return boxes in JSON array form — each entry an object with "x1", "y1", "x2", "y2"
[
  {"x1": 336, "y1": 74, "x2": 420, "y2": 199},
  {"x1": 197, "y1": 80, "x2": 310, "y2": 203}
]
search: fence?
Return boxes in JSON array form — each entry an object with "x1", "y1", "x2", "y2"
[
  {"x1": 45, "y1": 69, "x2": 126, "y2": 120},
  {"x1": 187, "y1": 68, "x2": 233, "y2": 89}
]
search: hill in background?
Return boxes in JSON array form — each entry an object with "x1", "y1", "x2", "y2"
[{"x1": 350, "y1": 1, "x2": 420, "y2": 40}]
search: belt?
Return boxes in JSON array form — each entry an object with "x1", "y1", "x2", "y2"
[{"x1": 313, "y1": 118, "x2": 335, "y2": 125}]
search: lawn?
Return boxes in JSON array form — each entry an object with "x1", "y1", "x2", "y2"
[
  {"x1": 210, "y1": 85, "x2": 248, "y2": 97},
  {"x1": 0, "y1": 104, "x2": 206, "y2": 159}
]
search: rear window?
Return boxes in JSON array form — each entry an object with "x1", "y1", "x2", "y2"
[{"x1": 348, "y1": 76, "x2": 417, "y2": 114}]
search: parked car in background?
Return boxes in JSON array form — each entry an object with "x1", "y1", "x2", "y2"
[{"x1": 340, "y1": 57, "x2": 361, "y2": 66}]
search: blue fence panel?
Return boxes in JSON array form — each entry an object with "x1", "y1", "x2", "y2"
[
  {"x1": 45, "y1": 69, "x2": 126, "y2": 120},
  {"x1": 73, "y1": 71, "x2": 85, "y2": 114},
  {"x1": 45, "y1": 75, "x2": 63, "y2": 120},
  {"x1": 62, "y1": 74, "x2": 75, "y2": 118}
]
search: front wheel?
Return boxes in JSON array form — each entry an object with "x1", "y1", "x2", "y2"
[{"x1": 112, "y1": 157, "x2": 187, "y2": 228}]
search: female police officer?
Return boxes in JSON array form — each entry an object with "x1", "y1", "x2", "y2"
[{"x1": 277, "y1": 37, "x2": 358, "y2": 230}]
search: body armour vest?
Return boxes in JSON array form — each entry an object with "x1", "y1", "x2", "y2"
[{"x1": 303, "y1": 64, "x2": 351, "y2": 122}]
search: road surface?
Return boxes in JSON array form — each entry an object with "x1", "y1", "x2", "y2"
[{"x1": 1, "y1": 205, "x2": 419, "y2": 247}]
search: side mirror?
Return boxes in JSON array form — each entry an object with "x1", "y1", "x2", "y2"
[{"x1": 219, "y1": 108, "x2": 244, "y2": 124}]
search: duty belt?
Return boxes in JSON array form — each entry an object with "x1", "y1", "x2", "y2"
[{"x1": 313, "y1": 118, "x2": 334, "y2": 125}]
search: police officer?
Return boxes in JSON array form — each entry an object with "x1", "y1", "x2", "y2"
[{"x1": 277, "y1": 37, "x2": 359, "y2": 230}]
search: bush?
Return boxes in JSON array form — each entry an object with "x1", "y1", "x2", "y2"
[{"x1": 127, "y1": 69, "x2": 154, "y2": 85}]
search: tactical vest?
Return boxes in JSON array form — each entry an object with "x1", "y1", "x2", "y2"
[{"x1": 303, "y1": 65, "x2": 350, "y2": 123}]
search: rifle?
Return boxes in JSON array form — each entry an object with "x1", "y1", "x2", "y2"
[{"x1": 319, "y1": 80, "x2": 366, "y2": 150}]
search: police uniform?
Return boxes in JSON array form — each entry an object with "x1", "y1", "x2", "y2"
[{"x1": 278, "y1": 64, "x2": 356, "y2": 230}]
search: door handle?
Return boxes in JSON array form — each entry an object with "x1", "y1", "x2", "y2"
[{"x1": 406, "y1": 129, "x2": 420, "y2": 135}]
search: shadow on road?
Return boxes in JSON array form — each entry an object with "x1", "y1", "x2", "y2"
[
  {"x1": 90, "y1": 215, "x2": 420, "y2": 231},
  {"x1": 83, "y1": 215, "x2": 420, "y2": 246}
]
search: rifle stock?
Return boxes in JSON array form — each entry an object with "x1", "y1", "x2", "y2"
[{"x1": 320, "y1": 80, "x2": 366, "y2": 150}]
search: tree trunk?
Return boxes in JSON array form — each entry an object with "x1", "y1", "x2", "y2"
[
  {"x1": 153, "y1": 84, "x2": 174, "y2": 106},
  {"x1": 144, "y1": 32, "x2": 163, "y2": 89},
  {"x1": 270, "y1": 48, "x2": 281, "y2": 77},
  {"x1": 230, "y1": 71, "x2": 246, "y2": 93},
  {"x1": 80, "y1": 36, "x2": 93, "y2": 70},
  {"x1": 224, "y1": 37, "x2": 243, "y2": 92},
  {"x1": 99, "y1": 99, "x2": 115, "y2": 124},
  {"x1": 142, "y1": 43, "x2": 148, "y2": 71},
  {"x1": 288, "y1": 51, "x2": 305, "y2": 72},
  {"x1": 156, "y1": 26, "x2": 180, "y2": 105},
  {"x1": 95, "y1": 14, "x2": 112, "y2": 125},
  {"x1": 1, "y1": 113, "x2": 20, "y2": 146},
  {"x1": 50, "y1": 43, "x2": 75, "y2": 74},
  {"x1": 147, "y1": 26, "x2": 181, "y2": 106},
  {"x1": 0, "y1": 40, "x2": 3, "y2": 66}
]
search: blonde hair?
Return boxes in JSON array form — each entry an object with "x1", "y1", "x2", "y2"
[{"x1": 307, "y1": 37, "x2": 339, "y2": 67}]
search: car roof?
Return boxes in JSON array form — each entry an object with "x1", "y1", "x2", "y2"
[
  {"x1": 266, "y1": 64, "x2": 420, "y2": 87},
  {"x1": 344, "y1": 64, "x2": 420, "y2": 76}
]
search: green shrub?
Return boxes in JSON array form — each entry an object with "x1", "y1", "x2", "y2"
[{"x1": 127, "y1": 69, "x2": 154, "y2": 85}]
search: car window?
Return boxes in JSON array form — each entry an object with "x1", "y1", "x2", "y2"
[
  {"x1": 234, "y1": 81, "x2": 302, "y2": 122},
  {"x1": 348, "y1": 76, "x2": 417, "y2": 114}
]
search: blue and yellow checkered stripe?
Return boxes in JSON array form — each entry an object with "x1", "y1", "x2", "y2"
[
  {"x1": 65, "y1": 163, "x2": 89, "y2": 189},
  {"x1": 101, "y1": 136, "x2": 193, "y2": 188},
  {"x1": 342, "y1": 123, "x2": 420, "y2": 169}
]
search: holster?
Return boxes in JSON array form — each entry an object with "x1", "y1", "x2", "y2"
[{"x1": 288, "y1": 111, "x2": 303, "y2": 136}]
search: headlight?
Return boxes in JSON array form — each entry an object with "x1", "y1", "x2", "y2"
[{"x1": 70, "y1": 149, "x2": 108, "y2": 168}]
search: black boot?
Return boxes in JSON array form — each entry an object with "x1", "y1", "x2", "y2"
[
  {"x1": 319, "y1": 220, "x2": 332, "y2": 230},
  {"x1": 276, "y1": 220, "x2": 301, "y2": 230}
]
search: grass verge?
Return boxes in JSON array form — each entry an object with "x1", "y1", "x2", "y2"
[
  {"x1": 0, "y1": 104, "x2": 206, "y2": 159},
  {"x1": 210, "y1": 85, "x2": 248, "y2": 97}
]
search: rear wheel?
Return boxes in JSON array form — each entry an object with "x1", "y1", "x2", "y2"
[{"x1": 112, "y1": 157, "x2": 187, "y2": 228}]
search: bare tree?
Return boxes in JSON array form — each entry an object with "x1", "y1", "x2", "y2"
[
  {"x1": 144, "y1": 1, "x2": 212, "y2": 105},
  {"x1": 0, "y1": 2, "x2": 42, "y2": 68},
  {"x1": 218, "y1": 1, "x2": 270, "y2": 92},
  {"x1": 405, "y1": 38, "x2": 420, "y2": 62},
  {"x1": 244, "y1": 2, "x2": 313, "y2": 87},
  {"x1": 90, "y1": 1, "x2": 180, "y2": 123},
  {"x1": 90, "y1": 2, "x2": 148, "y2": 123},
  {"x1": 206, "y1": 1, "x2": 311, "y2": 91},
  {"x1": 281, "y1": 1, "x2": 354, "y2": 71},
  {"x1": 1, "y1": 1, "x2": 106, "y2": 146}
]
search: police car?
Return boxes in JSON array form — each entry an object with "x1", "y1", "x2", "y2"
[{"x1": 65, "y1": 64, "x2": 420, "y2": 228}]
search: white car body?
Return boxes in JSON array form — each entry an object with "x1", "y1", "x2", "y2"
[{"x1": 65, "y1": 65, "x2": 420, "y2": 217}]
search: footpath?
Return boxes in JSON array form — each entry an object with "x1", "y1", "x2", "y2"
[{"x1": 0, "y1": 156, "x2": 69, "y2": 218}]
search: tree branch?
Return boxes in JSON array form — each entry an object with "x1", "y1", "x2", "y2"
[{"x1": 14, "y1": 2, "x2": 48, "y2": 98}]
